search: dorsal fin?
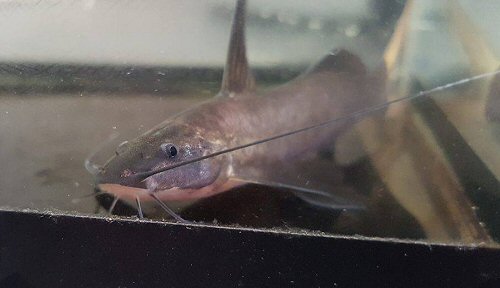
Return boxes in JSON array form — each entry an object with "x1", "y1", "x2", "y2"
[
  {"x1": 219, "y1": 0, "x2": 255, "y2": 97},
  {"x1": 307, "y1": 49, "x2": 366, "y2": 75}
]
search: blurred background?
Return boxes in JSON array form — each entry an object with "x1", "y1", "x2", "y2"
[
  {"x1": 0, "y1": 0, "x2": 497, "y2": 64},
  {"x1": 0, "y1": 0, "x2": 498, "y2": 91}
]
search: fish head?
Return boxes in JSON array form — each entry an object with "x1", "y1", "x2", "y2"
[{"x1": 96, "y1": 122, "x2": 225, "y2": 201}]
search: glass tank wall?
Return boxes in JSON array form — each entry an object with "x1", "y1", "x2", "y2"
[{"x1": 0, "y1": 0, "x2": 499, "y2": 246}]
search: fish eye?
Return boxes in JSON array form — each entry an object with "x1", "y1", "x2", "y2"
[{"x1": 161, "y1": 143, "x2": 177, "y2": 158}]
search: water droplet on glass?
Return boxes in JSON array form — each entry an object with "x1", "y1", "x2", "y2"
[
  {"x1": 345, "y1": 24, "x2": 360, "y2": 37},
  {"x1": 308, "y1": 19, "x2": 322, "y2": 30}
]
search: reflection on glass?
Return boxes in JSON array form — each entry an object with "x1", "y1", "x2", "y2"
[{"x1": 0, "y1": 0, "x2": 499, "y2": 246}]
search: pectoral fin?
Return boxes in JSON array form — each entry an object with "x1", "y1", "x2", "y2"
[
  {"x1": 229, "y1": 176, "x2": 364, "y2": 210},
  {"x1": 230, "y1": 158, "x2": 367, "y2": 211}
]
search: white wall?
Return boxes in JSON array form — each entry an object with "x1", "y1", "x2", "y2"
[{"x1": 0, "y1": 0, "x2": 497, "y2": 68}]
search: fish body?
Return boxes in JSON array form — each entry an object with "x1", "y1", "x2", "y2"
[
  {"x1": 95, "y1": 0, "x2": 384, "y2": 213},
  {"x1": 98, "y1": 50, "x2": 378, "y2": 201}
]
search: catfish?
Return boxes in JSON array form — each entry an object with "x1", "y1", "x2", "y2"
[{"x1": 92, "y1": 0, "x2": 389, "y2": 220}]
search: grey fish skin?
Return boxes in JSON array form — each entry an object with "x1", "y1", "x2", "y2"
[
  {"x1": 95, "y1": 0, "x2": 385, "y2": 203},
  {"x1": 96, "y1": 50, "x2": 382, "y2": 202},
  {"x1": 194, "y1": 56, "x2": 375, "y2": 169}
]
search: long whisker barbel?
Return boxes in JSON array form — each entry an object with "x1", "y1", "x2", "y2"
[
  {"x1": 149, "y1": 193, "x2": 189, "y2": 223},
  {"x1": 108, "y1": 196, "x2": 119, "y2": 215},
  {"x1": 135, "y1": 195, "x2": 144, "y2": 219},
  {"x1": 134, "y1": 70, "x2": 500, "y2": 181}
]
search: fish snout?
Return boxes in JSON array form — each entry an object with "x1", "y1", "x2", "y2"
[{"x1": 95, "y1": 167, "x2": 146, "y2": 189}]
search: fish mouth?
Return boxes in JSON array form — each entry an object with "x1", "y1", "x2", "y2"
[
  {"x1": 95, "y1": 166, "x2": 152, "y2": 189},
  {"x1": 97, "y1": 183, "x2": 150, "y2": 201},
  {"x1": 96, "y1": 168, "x2": 158, "y2": 200},
  {"x1": 95, "y1": 169, "x2": 151, "y2": 201},
  {"x1": 97, "y1": 182, "x2": 214, "y2": 202}
]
